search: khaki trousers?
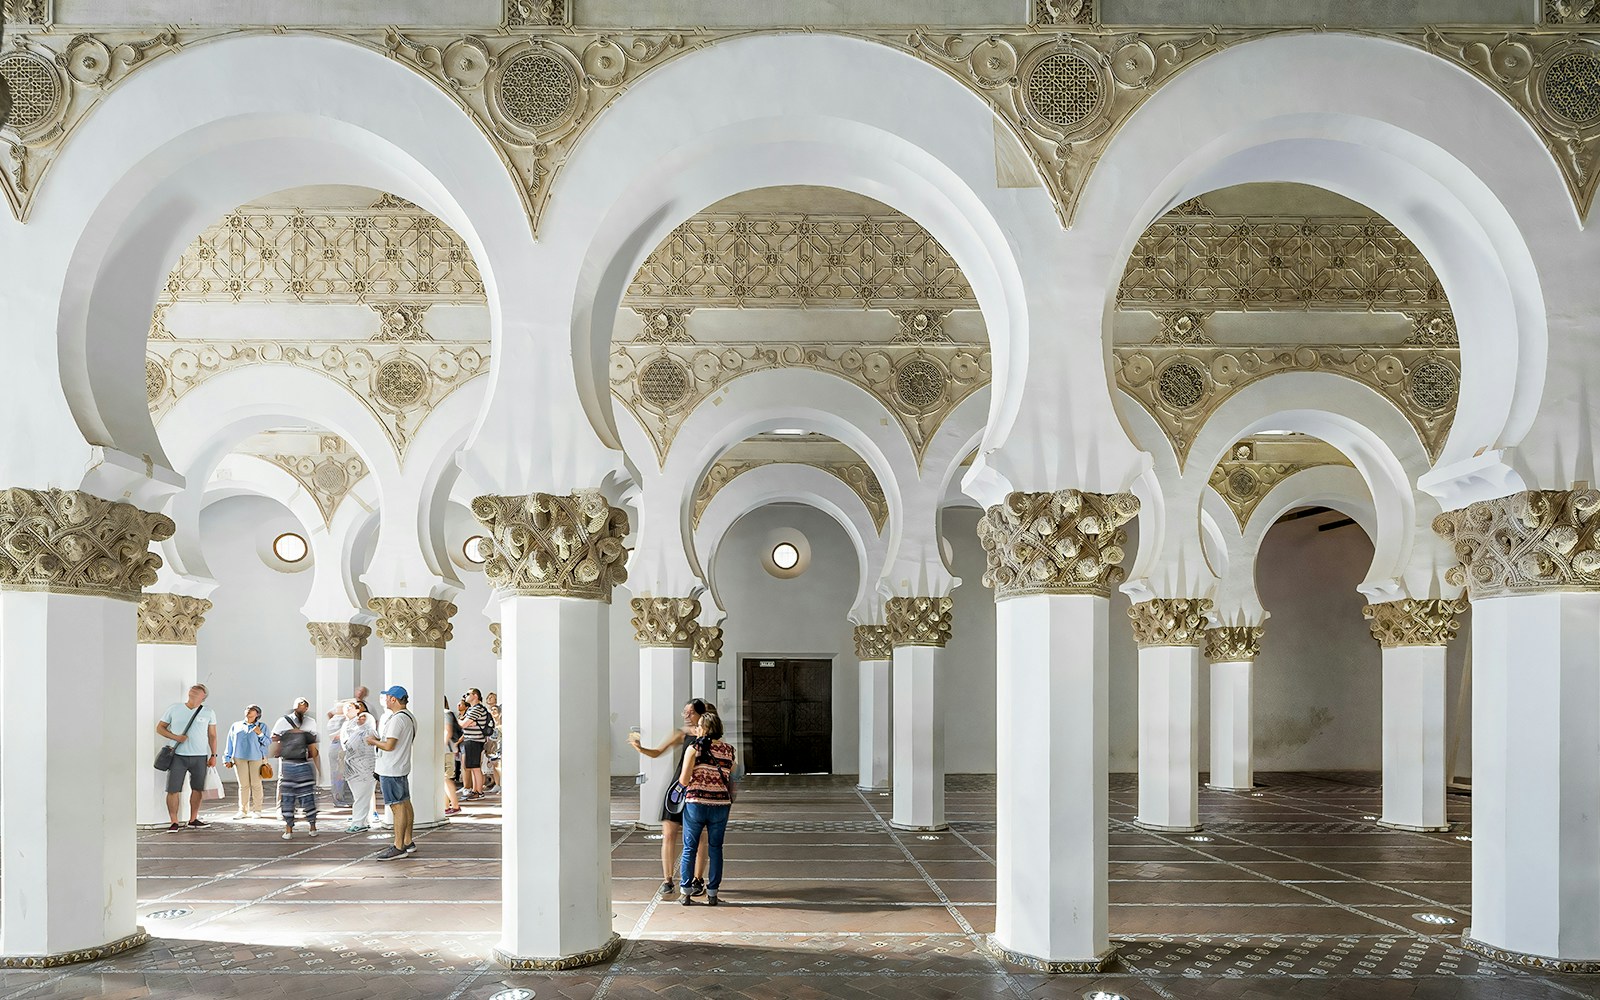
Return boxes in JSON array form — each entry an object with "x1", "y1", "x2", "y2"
[{"x1": 235, "y1": 761, "x2": 266, "y2": 814}]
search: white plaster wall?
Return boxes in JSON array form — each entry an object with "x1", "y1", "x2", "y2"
[{"x1": 942, "y1": 506, "x2": 999, "y2": 774}]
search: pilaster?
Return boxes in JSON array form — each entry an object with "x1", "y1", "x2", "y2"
[
  {"x1": 369, "y1": 597, "x2": 455, "y2": 827},
  {"x1": 854, "y1": 624, "x2": 893, "y2": 792},
  {"x1": 1129, "y1": 598, "x2": 1212, "y2": 833},
  {"x1": 307, "y1": 621, "x2": 372, "y2": 788},
  {"x1": 1203, "y1": 625, "x2": 1265, "y2": 792},
  {"x1": 136, "y1": 594, "x2": 213, "y2": 827},
  {"x1": 632, "y1": 596, "x2": 699, "y2": 829},
  {"x1": 886, "y1": 596, "x2": 952, "y2": 831},
  {"x1": 691, "y1": 624, "x2": 723, "y2": 705}
]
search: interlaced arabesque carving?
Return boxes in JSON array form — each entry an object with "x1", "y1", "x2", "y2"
[
  {"x1": 137, "y1": 594, "x2": 212, "y2": 645},
  {"x1": 1434, "y1": 488, "x2": 1600, "y2": 598},
  {"x1": 1033, "y1": 0, "x2": 1097, "y2": 27},
  {"x1": 854, "y1": 624, "x2": 893, "y2": 660},
  {"x1": 0, "y1": 488, "x2": 173, "y2": 600},
  {"x1": 3, "y1": 2, "x2": 50, "y2": 25},
  {"x1": 368, "y1": 596, "x2": 456, "y2": 649},
  {"x1": 489, "y1": 621, "x2": 501, "y2": 657},
  {"x1": 263, "y1": 435, "x2": 368, "y2": 526},
  {"x1": 892, "y1": 309, "x2": 953, "y2": 343},
  {"x1": 886, "y1": 596, "x2": 954, "y2": 648},
  {"x1": 976, "y1": 490, "x2": 1140, "y2": 599},
  {"x1": 371, "y1": 303, "x2": 433, "y2": 341},
  {"x1": 306, "y1": 621, "x2": 372, "y2": 658},
  {"x1": 504, "y1": 0, "x2": 569, "y2": 28},
  {"x1": 1363, "y1": 598, "x2": 1467, "y2": 647},
  {"x1": 498, "y1": 51, "x2": 577, "y2": 130},
  {"x1": 693, "y1": 625, "x2": 724, "y2": 662},
  {"x1": 1547, "y1": 1, "x2": 1600, "y2": 24},
  {"x1": 692, "y1": 458, "x2": 889, "y2": 533},
  {"x1": 632, "y1": 307, "x2": 693, "y2": 343},
  {"x1": 1128, "y1": 597, "x2": 1215, "y2": 647},
  {"x1": 1204, "y1": 625, "x2": 1264, "y2": 662},
  {"x1": 613, "y1": 341, "x2": 989, "y2": 465},
  {"x1": 471, "y1": 491, "x2": 630, "y2": 602},
  {"x1": 631, "y1": 596, "x2": 700, "y2": 647},
  {"x1": 628, "y1": 213, "x2": 974, "y2": 310},
  {"x1": 1209, "y1": 443, "x2": 1350, "y2": 530}
]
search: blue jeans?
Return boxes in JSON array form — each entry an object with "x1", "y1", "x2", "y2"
[{"x1": 680, "y1": 802, "x2": 730, "y2": 892}]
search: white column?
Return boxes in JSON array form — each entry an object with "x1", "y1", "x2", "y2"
[
  {"x1": 891, "y1": 643, "x2": 945, "y2": 830},
  {"x1": 994, "y1": 592, "x2": 1111, "y2": 969},
  {"x1": 691, "y1": 623, "x2": 723, "y2": 705},
  {"x1": 1380, "y1": 645, "x2": 1450, "y2": 831},
  {"x1": 382, "y1": 645, "x2": 446, "y2": 829},
  {"x1": 1136, "y1": 645, "x2": 1203, "y2": 832},
  {"x1": 1207, "y1": 660, "x2": 1255, "y2": 791},
  {"x1": 136, "y1": 643, "x2": 197, "y2": 827},
  {"x1": 858, "y1": 657, "x2": 892, "y2": 791},
  {"x1": 637, "y1": 645, "x2": 691, "y2": 830},
  {"x1": 2, "y1": 591, "x2": 146, "y2": 960},
  {"x1": 313, "y1": 658, "x2": 355, "y2": 787},
  {"x1": 690, "y1": 660, "x2": 716, "y2": 703}
]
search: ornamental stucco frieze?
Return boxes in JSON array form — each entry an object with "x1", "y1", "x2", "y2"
[
  {"x1": 1128, "y1": 597, "x2": 1215, "y2": 647},
  {"x1": 976, "y1": 489, "x2": 1140, "y2": 599},
  {"x1": 471, "y1": 491, "x2": 631, "y2": 602},
  {"x1": 0, "y1": 488, "x2": 174, "y2": 601},
  {"x1": 306, "y1": 621, "x2": 373, "y2": 658},
  {"x1": 1204, "y1": 625, "x2": 1264, "y2": 662},
  {"x1": 1362, "y1": 598, "x2": 1467, "y2": 647},
  {"x1": 854, "y1": 623, "x2": 894, "y2": 660},
  {"x1": 631, "y1": 596, "x2": 701, "y2": 647},
  {"x1": 260, "y1": 436, "x2": 368, "y2": 527},
  {"x1": 1434, "y1": 488, "x2": 1600, "y2": 598},
  {"x1": 1208, "y1": 440, "x2": 1352, "y2": 530},
  {"x1": 691, "y1": 458, "x2": 890, "y2": 532},
  {"x1": 886, "y1": 596, "x2": 954, "y2": 648},
  {"x1": 137, "y1": 593, "x2": 213, "y2": 645},
  {"x1": 693, "y1": 625, "x2": 724, "y2": 662},
  {"x1": 368, "y1": 596, "x2": 457, "y2": 649}
]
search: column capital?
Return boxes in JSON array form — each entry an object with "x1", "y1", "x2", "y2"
[
  {"x1": 977, "y1": 490, "x2": 1139, "y2": 600},
  {"x1": 0, "y1": 487, "x2": 174, "y2": 601},
  {"x1": 1435, "y1": 488, "x2": 1600, "y2": 599},
  {"x1": 631, "y1": 596, "x2": 700, "y2": 648},
  {"x1": 490, "y1": 622, "x2": 502, "y2": 657},
  {"x1": 692, "y1": 624, "x2": 724, "y2": 662},
  {"x1": 1362, "y1": 598, "x2": 1467, "y2": 647},
  {"x1": 1129, "y1": 597, "x2": 1214, "y2": 648},
  {"x1": 471, "y1": 490, "x2": 630, "y2": 602},
  {"x1": 1204, "y1": 624, "x2": 1264, "y2": 662},
  {"x1": 306, "y1": 621, "x2": 372, "y2": 658},
  {"x1": 854, "y1": 623, "x2": 893, "y2": 660},
  {"x1": 886, "y1": 596, "x2": 953, "y2": 648},
  {"x1": 368, "y1": 596, "x2": 457, "y2": 649},
  {"x1": 137, "y1": 593, "x2": 213, "y2": 645}
]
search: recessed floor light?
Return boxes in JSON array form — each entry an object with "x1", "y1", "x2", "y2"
[
  {"x1": 1362, "y1": 815, "x2": 1378, "y2": 821},
  {"x1": 1186, "y1": 835, "x2": 1214, "y2": 842},
  {"x1": 878, "y1": 792, "x2": 889, "y2": 797},
  {"x1": 1249, "y1": 792, "x2": 1265, "y2": 797},
  {"x1": 145, "y1": 908, "x2": 192, "y2": 919},
  {"x1": 489, "y1": 990, "x2": 536, "y2": 1000},
  {"x1": 917, "y1": 835, "x2": 940, "y2": 840},
  {"x1": 1413, "y1": 912, "x2": 1455, "y2": 925},
  {"x1": 644, "y1": 834, "x2": 663, "y2": 841},
  {"x1": 1085, "y1": 992, "x2": 1130, "y2": 1000},
  {"x1": 1455, "y1": 834, "x2": 1472, "y2": 842}
]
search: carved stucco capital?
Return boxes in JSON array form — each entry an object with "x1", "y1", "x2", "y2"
[
  {"x1": 1129, "y1": 597, "x2": 1214, "y2": 648},
  {"x1": 976, "y1": 490, "x2": 1140, "y2": 600},
  {"x1": 0, "y1": 488, "x2": 174, "y2": 601},
  {"x1": 854, "y1": 624, "x2": 893, "y2": 660},
  {"x1": 692, "y1": 625, "x2": 724, "y2": 663},
  {"x1": 1435, "y1": 488, "x2": 1600, "y2": 599},
  {"x1": 137, "y1": 594, "x2": 213, "y2": 645},
  {"x1": 1204, "y1": 625, "x2": 1264, "y2": 662},
  {"x1": 368, "y1": 596, "x2": 456, "y2": 649},
  {"x1": 886, "y1": 596, "x2": 953, "y2": 648},
  {"x1": 631, "y1": 596, "x2": 700, "y2": 648},
  {"x1": 490, "y1": 622, "x2": 502, "y2": 658},
  {"x1": 306, "y1": 621, "x2": 372, "y2": 658},
  {"x1": 471, "y1": 490, "x2": 630, "y2": 602},
  {"x1": 1362, "y1": 598, "x2": 1467, "y2": 648}
]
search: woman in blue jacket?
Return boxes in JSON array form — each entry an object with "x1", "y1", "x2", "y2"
[{"x1": 223, "y1": 705, "x2": 271, "y2": 819}]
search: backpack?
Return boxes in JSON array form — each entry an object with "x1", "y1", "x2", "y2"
[{"x1": 481, "y1": 707, "x2": 496, "y2": 738}]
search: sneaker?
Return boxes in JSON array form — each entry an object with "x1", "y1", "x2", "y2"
[
  {"x1": 658, "y1": 879, "x2": 675, "y2": 894},
  {"x1": 375, "y1": 845, "x2": 406, "y2": 861},
  {"x1": 688, "y1": 877, "x2": 706, "y2": 898},
  {"x1": 187, "y1": 819, "x2": 208, "y2": 829},
  {"x1": 444, "y1": 806, "x2": 462, "y2": 816},
  {"x1": 706, "y1": 892, "x2": 719, "y2": 906},
  {"x1": 232, "y1": 812, "x2": 245, "y2": 819},
  {"x1": 404, "y1": 842, "x2": 417, "y2": 853},
  {"x1": 460, "y1": 791, "x2": 478, "y2": 800},
  {"x1": 281, "y1": 830, "x2": 292, "y2": 841},
  {"x1": 679, "y1": 891, "x2": 693, "y2": 906},
  {"x1": 166, "y1": 822, "x2": 183, "y2": 832},
  {"x1": 345, "y1": 823, "x2": 369, "y2": 834},
  {"x1": 308, "y1": 826, "x2": 318, "y2": 838}
]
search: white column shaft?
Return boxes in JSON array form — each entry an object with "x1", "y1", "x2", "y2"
[
  {"x1": 638, "y1": 646, "x2": 691, "y2": 829},
  {"x1": 1380, "y1": 645, "x2": 1449, "y2": 832},
  {"x1": 499, "y1": 595, "x2": 612, "y2": 961},
  {"x1": 858, "y1": 658, "x2": 892, "y2": 791},
  {"x1": 1207, "y1": 660, "x2": 1254, "y2": 791},
  {"x1": 690, "y1": 659, "x2": 717, "y2": 705},
  {"x1": 891, "y1": 644, "x2": 944, "y2": 830},
  {"x1": 383, "y1": 646, "x2": 445, "y2": 829},
  {"x1": 1470, "y1": 593, "x2": 1600, "y2": 962},
  {"x1": 136, "y1": 643, "x2": 198, "y2": 826},
  {"x1": 1137, "y1": 645, "x2": 1202, "y2": 832},
  {"x1": 995, "y1": 594, "x2": 1110, "y2": 965},
  {"x1": 2, "y1": 592, "x2": 140, "y2": 957},
  {"x1": 315, "y1": 656, "x2": 358, "y2": 788}
]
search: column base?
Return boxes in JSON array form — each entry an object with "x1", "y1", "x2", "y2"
[
  {"x1": 1461, "y1": 933, "x2": 1600, "y2": 973},
  {"x1": 0, "y1": 929, "x2": 150, "y2": 969},
  {"x1": 857, "y1": 784, "x2": 891, "y2": 793},
  {"x1": 986, "y1": 935, "x2": 1115, "y2": 973},
  {"x1": 1133, "y1": 818, "x2": 1202, "y2": 833},
  {"x1": 1376, "y1": 819, "x2": 1452, "y2": 833},
  {"x1": 1204, "y1": 782, "x2": 1258, "y2": 792},
  {"x1": 889, "y1": 820, "x2": 949, "y2": 832},
  {"x1": 412, "y1": 817, "x2": 452, "y2": 832},
  {"x1": 634, "y1": 820, "x2": 665, "y2": 832},
  {"x1": 493, "y1": 933, "x2": 623, "y2": 971}
]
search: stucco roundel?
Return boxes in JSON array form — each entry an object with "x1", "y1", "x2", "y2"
[
  {"x1": 1540, "y1": 51, "x2": 1600, "y2": 128},
  {"x1": 1156, "y1": 358, "x2": 1207, "y2": 410},
  {"x1": 311, "y1": 460, "x2": 351, "y2": 494},
  {"x1": 1020, "y1": 42, "x2": 1106, "y2": 138},
  {"x1": 639, "y1": 356, "x2": 691, "y2": 410},
  {"x1": 1407, "y1": 357, "x2": 1460, "y2": 412},
  {"x1": 894, "y1": 357, "x2": 949, "y2": 412},
  {"x1": 145, "y1": 357, "x2": 167, "y2": 404},
  {"x1": 491, "y1": 43, "x2": 583, "y2": 139},
  {"x1": 0, "y1": 49, "x2": 66, "y2": 140},
  {"x1": 375, "y1": 355, "x2": 431, "y2": 408}
]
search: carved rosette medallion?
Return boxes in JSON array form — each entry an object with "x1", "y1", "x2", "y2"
[
  {"x1": 1128, "y1": 598, "x2": 1215, "y2": 648},
  {"x1": 886, "y1": 597, "x2": 954, "y2": 648},
  {"x1": 692, "y1": 625, "x2": 724, "y2": 663},
  {"x1": 1204, "y1": 625, "x2": 1265, "y2": 662},
  {"x1": 306, "y1": 621, "x2": 372, "y2": 658},
  {"x1": 490, "y1": 622, "x2": 502, "y2": 657},
  {"x1": 0, "y1": 488, "x2": 174, "y2": 600},
  {"x1": 137, "y1": 594, "x2": 213, "y2": 645},
  {"x1": 368, "y1": 597, "x2": 456, "y2": 649},
  {"x1": 631, "y1": 597, "x2": 700, "y2": 648},
  {"x1": 471, "y1": 491, "x2": 630, "y2": 602},
  {"x1": 1434, "y1": 489, "x2": 1600, "y2": 599},
  {"x1": 854, "y1": 624, "x2": 893, "y2": 661},
  {"x1": 1362, "y1": 599, "x2": 1468, "y2": 648},
  {"x1": 977, "y1": 490, "x2": 1140, "y2": 600}
]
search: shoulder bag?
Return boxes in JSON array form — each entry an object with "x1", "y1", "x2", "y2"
[{"x1": 154, "y1": 704, "x2": 204, "y2": 771}]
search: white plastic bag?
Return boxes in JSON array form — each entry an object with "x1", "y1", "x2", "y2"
[{"x1": 201, "y1": 765, "x2": 225, "y2": 800}]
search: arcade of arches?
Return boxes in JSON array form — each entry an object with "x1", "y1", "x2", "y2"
[{"x1": 2, "y1": 1, "x2": 1599, "y2": 997}]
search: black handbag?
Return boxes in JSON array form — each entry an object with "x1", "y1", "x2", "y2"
[
  {"x1": 663, "y1": 780, "x2": 687, "y2": 816},
  {"x1": 154, "y1": 704, "x2": 204, "y2": 771}
]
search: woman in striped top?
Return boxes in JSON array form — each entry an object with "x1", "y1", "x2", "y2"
[{"x1": 677, "y1": 710, "x2": 736, "y2": 906}]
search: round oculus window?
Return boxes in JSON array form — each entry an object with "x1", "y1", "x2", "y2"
[
  {"x1": 771, "y1": 541, "x2": 801, "y2": 571},
  {"x1": 272, "y1": 532, "x2": 309, "y2": 564},
  {"x1": 464, "y1": 535, "x2": 489, "y2": 565}
]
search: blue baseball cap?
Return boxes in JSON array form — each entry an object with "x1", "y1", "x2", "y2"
[{"x1": 380, "y1": 685, "x2": 409, "y2": 702}]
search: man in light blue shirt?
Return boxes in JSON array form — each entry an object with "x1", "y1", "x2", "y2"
[{"x1": 156, "y1": 684, "x2": 218, "y2": 831}]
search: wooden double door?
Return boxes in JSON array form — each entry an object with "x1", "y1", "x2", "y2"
[{"x1": 742, "y1": 657, "x2": 832, "y2": 774}]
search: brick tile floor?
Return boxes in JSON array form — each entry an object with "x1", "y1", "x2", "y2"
[{"x1": 3, "y1": 772, "x2": 1596, "y2": 999}]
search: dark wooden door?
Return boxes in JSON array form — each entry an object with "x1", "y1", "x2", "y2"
[{"x1": 743, "y1": 658, "x2": 832, "y2": 773}]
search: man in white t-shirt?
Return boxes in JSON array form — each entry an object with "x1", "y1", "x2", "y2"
[
  {"x1": 155, "y1": 684, "x2": 218, "y2": 831},
  {"x1": 369, "y1": 685, "x2": 416, "y2": 861}
]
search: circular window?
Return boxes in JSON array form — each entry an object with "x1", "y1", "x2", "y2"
[
  {"x1": 272, "y1": 532, "x2": 309, "y2": 564},
  {"x1": 771, "y1": 542, "x2": 800, "y2": 571},
  {"x1": 464, "y1": 535, "x2": 489, "y2": 565}
]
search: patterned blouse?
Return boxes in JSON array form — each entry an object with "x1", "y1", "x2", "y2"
[{"x1": 684, "y1": 739, "x2": 736, "y2": 805}]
